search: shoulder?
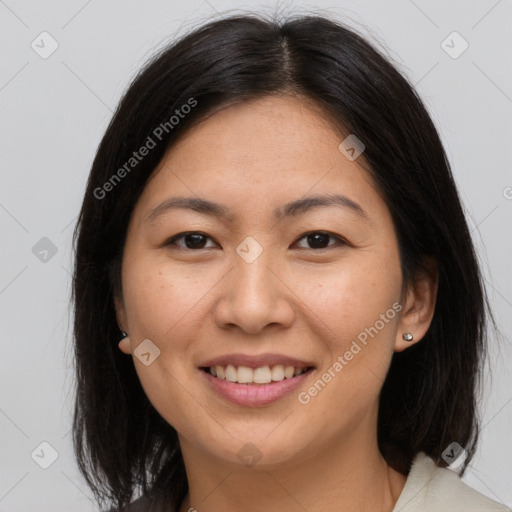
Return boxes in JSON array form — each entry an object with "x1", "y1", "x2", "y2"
[{"x1": 393, "y1": 452, "x2": 510, "y2": 512}]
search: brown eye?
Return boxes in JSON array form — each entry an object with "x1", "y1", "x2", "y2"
[
  {"x1": 166, "y1": 232, "x2": 217, "y2": 250},
  {"x1": 293, "y1": 231, "x2": 347, "y2": 250}
]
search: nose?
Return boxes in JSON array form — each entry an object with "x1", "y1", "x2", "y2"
[{"x1": 212, "y1": 245, "x2": 296, "y2": 335}]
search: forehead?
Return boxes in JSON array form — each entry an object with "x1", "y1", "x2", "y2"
[
  {"x1": 133, "y1": 95, "x2": 387, "y2": 228},
  {"x1": 170, "y1": 94, "x2": 350, "y2": 162}
]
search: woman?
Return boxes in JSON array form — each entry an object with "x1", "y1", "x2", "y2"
[{"x1": 71, "y1": 12, "x2": 509, "y2": 512}]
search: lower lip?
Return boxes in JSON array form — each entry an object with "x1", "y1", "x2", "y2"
[{"x1": 200, "y1": 369, "x2": 313, "y2": 407}]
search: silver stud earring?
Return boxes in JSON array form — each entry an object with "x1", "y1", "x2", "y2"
[{"x1": 402, "y1": 333, "x2": 414, "y2": 342}]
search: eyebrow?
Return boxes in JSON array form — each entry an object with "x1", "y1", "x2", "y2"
[{"x1": 145, "y1": 193, "x2": 368, "y2": 224}]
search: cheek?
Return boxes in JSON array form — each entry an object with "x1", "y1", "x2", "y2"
[
  {"x1": 294, "y1": 271, "x2": 400, "y2": 429},
  {"x1": 291, "y1": 254, "x2": 402, "y2": 349},
  {"x1": 123, "y1": 255, "x2": 213, "y2": 343},
  {"x1": 290, "y1": 253, "x2": 402, "y2": 410},
  {"x1": 121, "y1": 258, "x2": 215, "y2": 432}
]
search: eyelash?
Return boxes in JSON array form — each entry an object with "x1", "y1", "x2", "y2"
[{"x1": 164, "y1": 231, "x2": 349, "y2": 251}]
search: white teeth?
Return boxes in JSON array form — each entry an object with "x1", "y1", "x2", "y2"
[
  {"x1": 284, "y1": 366, "x2": 294, "y2": 379},
  {"x1": 237, "y1": 366, "x2": 254, "y2": 383},
  {"x1": 208, "y1": 364, "x2": 309, "y2": 384},
  {"x1": 271, "y1": 364, "x2": 285, "y2": 381},
  {"x1": 253, "y1": 366, "x2": 272, "y2": 384},
  {"x1": 225, "y1": 364, "x2": 237, "y2": 382}
]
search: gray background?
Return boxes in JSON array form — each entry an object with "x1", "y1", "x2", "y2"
[{"x1": 1, "y1": 0, "x2": 511, "y2": 510}]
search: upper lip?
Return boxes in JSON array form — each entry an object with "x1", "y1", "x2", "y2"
[{"x1": 200, "y1": 353, "x2": 315, "y2": 369}]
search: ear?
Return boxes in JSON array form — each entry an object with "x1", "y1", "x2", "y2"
[
  {"x1": 114, "y1": 295, "x2": 132, "y2": 355},
  {"x1": 118, "y1": 337, "x2": 132, "y2": 354},
  {"x1": 395, "y1": 256, "x2": 438, "y2": 352}
]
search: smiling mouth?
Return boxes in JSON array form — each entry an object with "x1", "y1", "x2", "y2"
[{"x1": 200, "y1": 364, "x2": 314, "y2": 385}]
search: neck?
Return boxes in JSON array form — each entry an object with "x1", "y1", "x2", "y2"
[{"x1": 177, "y1": 417, "x2": 407, "y2": 512}]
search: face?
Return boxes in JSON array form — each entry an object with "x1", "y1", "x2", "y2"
[{"x1": 115, "y1": 95, "x2": 427, "y2": 469}]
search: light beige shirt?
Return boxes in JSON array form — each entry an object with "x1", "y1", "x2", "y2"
[{"x1": 392, "y1": 452, "x2": 510, "y2": 511}]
